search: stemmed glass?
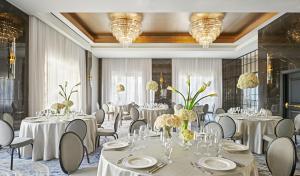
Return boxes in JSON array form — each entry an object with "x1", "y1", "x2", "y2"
[{"x1": 139, "y1": 125, "x2": 146, "y2": 140}]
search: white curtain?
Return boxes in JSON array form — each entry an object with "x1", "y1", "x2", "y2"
[
  {"x1": 172, "y1": 58, "x2": 222, "y2": 110},
  {"x1": 29, "y1": 16, "x2": 86, "y2": 116},
  {"x1": 102, "y1": 58, "x2": 152, "y2": 105}
]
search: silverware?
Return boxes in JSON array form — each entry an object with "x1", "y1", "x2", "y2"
[
  {"x1": 147, "y1": 162, "x2": 164, "y2": 174},
  {"x1": 149, "y1": 162, "x2": 167, "y2": 174},
  {"x1": 190, "y1": 161, "x2": 213, "y2": 175},
  {"x1": 117, "y1": 154, "x2": 132, "y2": 164}
]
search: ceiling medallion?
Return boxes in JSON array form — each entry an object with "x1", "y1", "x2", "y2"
[
  {"x1": 190, "y1": 13, "x2": 224, "y2": 48},
  {"x1": 108, "y1": 13, "x2": 143, "y2": 46}
]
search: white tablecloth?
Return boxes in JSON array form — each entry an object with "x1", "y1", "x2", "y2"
[
  {"x1": 19, "y1": 115, "x2": 97, "y2": 161},
  {"x1": 139, "y1": 107, "x2": 168, "y2": 127},
  {"x1": 216, "y1": 113, "x2": 282, "y2": 154},
  {"x1": 97, "y1": 138, "x2": 258, "y2": 176}
]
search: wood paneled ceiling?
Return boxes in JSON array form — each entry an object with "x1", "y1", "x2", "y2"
[{"x1": 62, "y1": 12, "x2": 276, "y2": 43}]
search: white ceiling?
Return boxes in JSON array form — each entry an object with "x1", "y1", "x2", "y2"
[{"x1": 7, "y1": 0, "x2": 294, "y2": 58}]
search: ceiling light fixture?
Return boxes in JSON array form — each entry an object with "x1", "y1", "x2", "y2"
[
  {"x1": 190, "y1": 13, "x2": 224, "y2": 48},
  {"x1": 108, "y1": 13, "x2": 143, "y2": 46}
]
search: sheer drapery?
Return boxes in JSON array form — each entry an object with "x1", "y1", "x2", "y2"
[
  {"x1": 102, "y1": 59, "x2": 152, "y2": 105},
  {"x1": 172, "y1": 58, "x2": 222, "y2": 109},
  {"x1": 29, "y1": 16, "x2": 86, "y2": 116}
]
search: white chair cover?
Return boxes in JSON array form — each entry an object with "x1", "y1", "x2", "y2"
[
  {"x1": 266, "y1": 137, "x2": 296, "y2": 176},
  {"x1": 59, "y1": 132, "x2": 84, "y2": 174}
]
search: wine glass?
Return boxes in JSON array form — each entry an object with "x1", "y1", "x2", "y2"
[
  {"x1": 164, "y1": 140, "x2": 173, "y2": 163},
  {"x1": 139, "y1": 125, "x2": 146, "y2": 140}
]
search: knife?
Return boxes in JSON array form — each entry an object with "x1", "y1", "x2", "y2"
[{"x1": 149, "y1": 162, "x2": 167, "y2": 174}]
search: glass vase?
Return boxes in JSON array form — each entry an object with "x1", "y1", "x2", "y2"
[{"x1": 149, "y1": 90, "x2": 155, "y2": 107}]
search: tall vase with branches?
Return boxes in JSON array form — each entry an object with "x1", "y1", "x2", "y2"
[
  {"x1": 167, "y1": 75, "x2": 217, "y2": 145},
  {"x1": 59, "y1": 81, "x2": 81, "y2": 114}
]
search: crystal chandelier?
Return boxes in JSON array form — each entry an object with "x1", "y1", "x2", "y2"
[
  {"x1": 287, "y1": 18, "x2": 300, "y2": 43},
  {"x1": 108, "y1": 13, "x2": 143, "y2": 46},
  {"x1": 190, "y1": 13, "x2": 224, "y2": 48}
]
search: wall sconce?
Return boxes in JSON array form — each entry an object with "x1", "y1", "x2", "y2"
[
  {"x1": 8, "y1": 38, "x2": 16, "y2": 79},
  {"x1": 267, "y1": 53, "x2": 273, "y2": 85},
  {"x1": 88, "y1": 74, "x2": 92, "y2": 87}
]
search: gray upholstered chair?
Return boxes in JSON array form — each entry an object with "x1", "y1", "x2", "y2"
[
  {"x1": 96, "y1": 113, "x2": 120, "y2": 147},
  {"x1": 65, "y1": 119, "x2": 89, "y2": 163},
  {"x1": 129, "y1": 120, "x2": 147, "y2": 134},
  {"x1": 174, "y1": 104, "x2": 183, "y2": 115},
  {"x1": 121, "y1": 103, "x2": 135, "y2": 121},
  {"x1": 218, "y1": 115, "x2": 242, "y2": 141},
  {"x1": 95, "y1": 109, "x2": 105, "y2": 128},
  {"x1": 266, "y1": 137, "x2": 296, "y2": 176},
  {"x1": 215, "y1": 108, "x2": 226, "y2": 115},
  {"x1": 102, "y1": 103, "x2": 114, "y2": 121},
  {"x1": 263, "y1": 119, "x2": 294, "y2": 150},
  {"x1": 59, "y1": 131, "x2": 84, "y2": 174},
  {"x1": 0, "y1": 120, "x2": 33, "y2": 170},
  {"x1": 204, "y1": 122, "x2": 224, "y2": 140},
  {"x1": 3, "y1": 113, "x2": 14, "y2": 128},
  {"x1": 294, "y1": 114, "x2": 300, "y2": 144},
  {"x1": 130, "y1": 107, "x2": 140, "y2": 121}
]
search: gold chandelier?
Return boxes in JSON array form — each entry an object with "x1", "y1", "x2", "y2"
[
  {"x1": 0, "y1": 13, "x2": 22, "y2": 43},
  {"x1": 108, "y1": 13, "x2": 143, "y2": 46},
  {"x1": 190, "y1": 13, "x2": 224, "y2": 48}
]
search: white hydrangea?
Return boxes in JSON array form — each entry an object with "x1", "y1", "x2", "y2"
[{"x1": 237, "y1": 72, "x2": 259, "y2": 89}]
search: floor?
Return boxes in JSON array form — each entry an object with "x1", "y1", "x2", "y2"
[{"x1": 0, "y1": 119, "x2": 299, "y2": 176}]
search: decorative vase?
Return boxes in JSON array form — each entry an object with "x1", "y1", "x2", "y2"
[
  {"x1": 149, "y1": 90, "x2": 155, "y2": 107},
  {"x1": 181, "y1": 120, "x2": 193, "y2": 150},
  {"x1": 161, "y1": 126, "x2": 172, "y2": 144}
]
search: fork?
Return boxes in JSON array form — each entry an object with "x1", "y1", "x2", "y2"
[{"x1": 147, "y1": 162, "x2": 165, "y2": 174}]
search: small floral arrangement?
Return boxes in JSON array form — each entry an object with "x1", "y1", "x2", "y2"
[
  {"x1": 237, "y1": 72, "x2": 259, "y2": 89},
  {"x1": 116, "y1": 84, "x2": 125, "y2": 92},
  {"x1": 59, "y1": 81, "x2": 80, "y2": 114},
  {"x1": 146, "y1": 80, "x2": 159, "y2": 92},
  {"x1": 51, "y1": 103, "x2": 65, "y2": 113},
  {"x1": 154, "y1": 114, "x2": 181, "y2": 138},
  {"x1": 177, "y1": 108, "x2": 197, "y2": 121}
]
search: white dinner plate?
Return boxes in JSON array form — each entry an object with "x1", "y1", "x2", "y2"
[
  {"x1": 122, "y1": 155, "x2": 157, "y2": 169},
  {"x1": 223, "y1": 143, "x2": 249, "y2": 152},
  {"x1": 103, "y1": 141, "x2": 129, "y2": 150},
  {"x1": 197, "y1": 157, "x2": 236, "y2": 171}
]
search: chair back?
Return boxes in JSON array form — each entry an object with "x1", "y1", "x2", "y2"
[
  {"x1": 266, "y1": 137, "x2": 296, "y2": 176},
  {"x1": 204, "y1": 122, "x2": 224, "y2": 139},
  {"x1": 129, "y1": 120, "x2": 147, "y2": 134},
  {"x1": 174, "y1": 104, "x2": 183, "y2": 114},
  {"x1": 0, "y1": 120, "x2": 14, "y2": 146},
  {"x1": 59, "y1": 132, "x2": 84, "y2": 174},
  {"x1": 114, "y1": 113, "x2": 120, "y2": 132},
  {"x1": 203, "y1": 104, "x2": 209, "y2": 114},
  {"x1": 3, "y1": 113, "x2": 14, "y2": 128},
  {"x1": 294, "y1": 114, "x2": 300, "y2": 132},
  {"x1": 275, "y1": 119, "x2": 294, "y2": 138},
  {"x1": 218, "y1": 115, "x2": 236, "y2": 138},
  {"x1": 215, "y1": 108, "x2": 226, "y2": 115},
  {"x1": 65, "y1": 119, "x2": 87, "y2": 141},
  {"x1": 96, "y1": 102, "x2": 100, "y2": 110},
  {"x1": 102, "y1": 103, "x2": 109, "y2": 113},
  {"x1": 95, "y1": 109, "x2": 105, "y2": 125},
  {"x1": 130, "y1": 107, "x2": 139, "y2": 121}
]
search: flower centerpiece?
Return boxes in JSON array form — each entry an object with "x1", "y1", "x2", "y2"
[
  {"x1": 154, "y1": 114, "x2": 181, "y2": 139},
  {"x1": 146, "y1": 80, "x2": 159, "y2": 106},
  {"x1": 237, "y1": 72, "x2": 259, "y2": 89},
  {"x1": 58, "y1": 81, "x2": 80, "y2": 114},
  {"x1": 51, "y1": 103, "x2": 65, "y2": 114},
  {"x1": 116, "y1": 84, "x2": 125, "y2": 92},
  {"x1": 167, "y1": 75, "x2": 217, "y2": 145}
]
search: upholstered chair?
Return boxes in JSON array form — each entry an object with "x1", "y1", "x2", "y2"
[
  {"x1": 215, "y1": 108, "x2": 226, "y2": 115},
  {"x1": 95, "y1": 109, "x2": 105, "y2": 128},
  {"x1": 294, "y1": 114, "x2": 300, "y2": 144},
  {"x1": 218, "y1": 115, "x2": 242, "y2": 141},
  {"x1": 102, "y1": 103, "x2": 114, "y2": 121},
  {"x1": 96, "y1": 113, "x2": 120, "y2": 147},
  {"x1": 204, "y1": 121, "x2": 224, "y2": 140},
  {"x1": 129, "y1": 120, "x2": 147, "y2": 134}
]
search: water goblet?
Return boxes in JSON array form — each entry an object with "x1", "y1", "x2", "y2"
[{"x1": 164, "y1": 139, "x2": 173, "y2": 163}]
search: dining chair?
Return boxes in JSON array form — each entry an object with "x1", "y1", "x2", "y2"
[
  {"x1": 0, "y1": 120, "x2": 33, "y2": 170},
  {"x1": 215, "y1": 108, "x2": 226, "y2": 115},
  {"x1": 95, "y1": 109, "x2": 105, "y2": 128},
  {"x1": 204, "y1": 121, "x2": 224, "y2": 139},
  {"x1": 203, "y1": 104, "x2": 209, "y2": 122},
  {"x1": 96, "y1": 113, "x2": 120, "y2": 147},
  {"x1": 266, "y1": 137, "x2": 296, "y2": 176},
  {"x1": 294, "y1": 114, "x2": 300, "y2": 144},
  {"x1": 102, "y1": 103, "x2": 114, "y2": 121},
  {"x1": 65, "y1": 119, "x2": 89, "y2": 163},
  {"x1": 3, "y1": 113, "x2": 14, "y2": 128},
  {"x1": 129, "y1": 120, "x2": 147, "y2": 134},
  {"x1": 174, "y1": 104, "x2": 183, "y2": 115},
  {"x1": 121, "y1": 103, "x2": 135, "y2": 121},
  {"x1": 59, "y1": 131, "x2": 84, "y2": 174},
  {"x1": 263, "y1": 119, "x2": 294, "y2": 151},
  {"x1": 128, "y1": 107, "x2": 139, "y2": 121},
  {"x1": 218, "y1": 115, "x2": 242, "y2": 141}
]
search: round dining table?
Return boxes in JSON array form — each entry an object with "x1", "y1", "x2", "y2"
[
  {"x1": 19, "y1": 115, "x2": 97, "y2": 161},
  {"x1": 139, "y1": 105, "x2": 169, "y2": 128},
  {"x1": 216, "y1": 113, "x2": 282, "y2": 154},
  {"x1": 97, "y1": 138, "x2": 258, "y2": 176}
]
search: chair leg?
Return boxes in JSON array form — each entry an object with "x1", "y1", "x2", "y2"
[
  {"x1": 18, "y1": 148, "x2": 21, "y2": 159},
  {"x1": 295, "y1": 134, "x2": 298, "y2": 145},
  {"x1": 84, "y1": 146, "x2": 90, "y2": 163},
  {"x1": 113, "y1": 135, "x2": 116, "y2": 140},
  {"x1": 10, "y1": 148, "x2": 15, "y2": 170},
  {"x1": 115, "y1": 133, "x2": 119, "y2": 139}
]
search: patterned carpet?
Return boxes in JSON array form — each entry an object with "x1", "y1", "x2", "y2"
[{"x1": 0, "y1": 120, "x2": 299, "y2": 176}]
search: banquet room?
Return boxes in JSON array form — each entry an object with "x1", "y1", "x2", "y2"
[{"x1": 1, "y1": 0, "x2": 300, "y2": 176}]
